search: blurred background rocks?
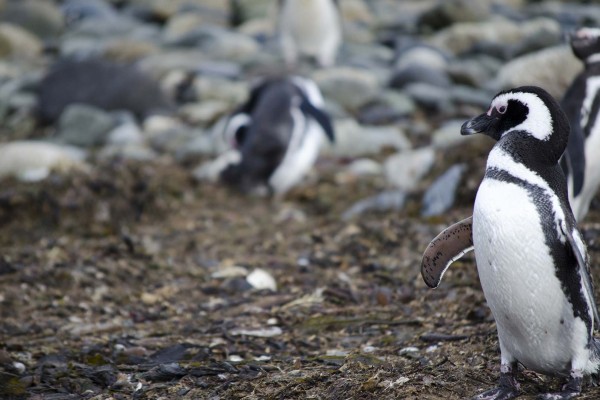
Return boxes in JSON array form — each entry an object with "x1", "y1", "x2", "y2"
[{"x1": 0, "y1": 0, "x2": 595, "y2": 216}]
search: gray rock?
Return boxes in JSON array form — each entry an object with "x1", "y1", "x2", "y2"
[
  {"x1": 137, "y1": 50, "x2": 209, "y2": 78},
  {"x1": 389, "y1": 64, "x2": 451, "y2": 89},
  {"x1": 0, "y1": 23, "x2": 43, "y2": 59},
  {"x1": 322, "y1": 119, "x2": 411, "y2": 157},
  {"x1": 38, "y1": 58, "x2": 174, "y2": 124},
  {"x1": 0, "y1": 0, "x2": 64, "y2": 39},
  {"x1": 164, "y1": 26, "x2": 259, "y2": 62},
  {"x1": 56, "y1": 104, "x2": 116, "y2": 147},
  {"x1": 342, "y1": 190, "x2": 407, "y2": 221},
  {"x1": 446, "y1": 56, "x2": 500, "y2": 87},
  {"x1": 312, "y1": 67, "x2": 380, "y2": 112},
  {"x1": 421, "y1": 164, "x2": 466, "y2": 217},
  {"x1": 449, "y1": 86, "x2": 492, "y2": 109},
  {"x1": 384, "y1": 147, "x2": 436, "y2": 191},
  {"x1": 403, "y1": 83, "x2": 453, "y2": 112},
  {"x1": 179, "y1": 100, "x2": 230, "y2": 127},
  {"x1": 492, "y1": 45, "x2": 581, "y2": 99},
  {"x1": 341, "y1": 158, "x2": 383, "y2": 180},
  {"x1": 106, "y1": 112, "x2": 143, "y2": 145},
  {"x1": 428, "y1": 17, "x2": 561, "y2": 56},
  {"x1": 61, "y1": 0, "x2": 119, "y2": 25},
  {"x1": 431, "y1": 120, "x2": 470, "y2": 149},
  {"x1": 394, "y1": 43, "x2": 450, "y2": 72},
  {"x1": 98, "y1": 143, "x2": 158, "y2": 161},
  {"x1": 358, "y1": 91, "x2": 415, "y2": 125}
]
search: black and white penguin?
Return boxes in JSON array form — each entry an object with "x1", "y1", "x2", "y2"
[
  {"x1": 278, "y1": 0, "x2": 342, "y2": 67},
  {"x1": 220, "y1": 76, "x2": 334, "y2": 196},
  {"x1": 421, "y1": 86, "x2": 600, "y2": 399},
  {"x1": 561, "y1": 28, "x2": 600, "y2": 221}
]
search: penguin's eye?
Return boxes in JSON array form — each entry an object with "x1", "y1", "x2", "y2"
[{"x1": 497, "y1": 105, "x2": 507, "y2": 114}]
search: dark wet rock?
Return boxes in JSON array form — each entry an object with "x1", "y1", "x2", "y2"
[
  {"x1": 149, "y1": 343, "x2": 206, "y2": 364},
  {"x1": 420, "y1": 332, "x2": 468, "y2": 342},
  {"x1": 421, "y1": 164, "x2": 466, "y2": 217},
  {"x1": 417, "y1": 0, "x2": 492, "y2": 32},
  {"x1": 342, "y1": 190, "x2": 407, "y2": 220},
  {"x1": 37, "y1": 58, "x2": 174, "y2": 124},
  {"x1": 141, "y1": 362, "x2": 187, "y2": 382},
  {"x1": 55, "y1": 104, "x2": 115, "y2": 147}
]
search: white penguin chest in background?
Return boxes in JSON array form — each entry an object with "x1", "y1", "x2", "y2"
[
  {"x1": 473, "y1": 178, "x2": 587, "y2": 375},
  {"x1": 281, "y1": 0, "x2": 340, "y2": 52}
]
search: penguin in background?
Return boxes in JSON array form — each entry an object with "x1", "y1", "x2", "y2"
[
  {"x1": 278, "y1": 0, "x2": 342, "y2": 67},
  {"x1": 561, "y1": 27, "x2": 600, "y2": 221},
  {"x1": 421, "y1": 86, "x2": 600, "y2": 399},
  {"x1": 220, "y1": 76, "x2": 335, "y2": 196}
]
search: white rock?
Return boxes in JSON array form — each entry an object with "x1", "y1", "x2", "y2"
[
  {"x1": 230, "y1": 326, "x2": 283, "y2": 337},
  {"x1": 228, "y1": 355, "x2": 243, "y2": 362},
  {"x1": 211, "y1": 265, "x2": 248, "y2": 279},
  {"x1": 246, "y1": 268, "x2": 277, "y2": 291},
  {"x1": 322, "y1": 119, "x2": 411, "y2": 157},
  {"x1": 345, "y1": 158, "x2": 383, "y2": 177},
  {"x1": 384, "y1": 147, "x2": 436, "y2": 191},
  {"x1": 431, "y1": 120, "x2": 470, "y2": 149},
  {"x1": 192, "y1": 150, "x2": 241, "y2": 182},
  {"x1": 0, "y1": 141, "x2": 87, "y2": 181}
]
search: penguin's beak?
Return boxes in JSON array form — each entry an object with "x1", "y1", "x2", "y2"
[{"x1": 461, "y1": 113, "x2": 495, "y2": 136}]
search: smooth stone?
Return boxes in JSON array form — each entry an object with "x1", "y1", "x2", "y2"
[
  {"x1": 0, "y1": 0, "x2": 64, "y2": 39},
  {"x1": 97, "y1": 143, "x2": 157, "y2": 161},
  {"x1": 164, "y1": 26, "x2": 259, "y2": 62},
  {"x1": 164, "y1": 13, "x2": 227, "y2": 42},
  {"x1": 38, "y1": 58, "x2": 174, "y2": 124},
  {"x1": 137, "y1": 50, "x2": 208, "y2": 77},
  {"x1": 312, "y1": 67, "x2": 380, "y2": 112},
  {"x1": 322, "y1": 119, "x2": 411, "y2": 157},
  {"x1": 0, "y1": 23, "x2": 42, "y2": 59},
  {"x1": 56, "y1": 104, "x2": 116, "y2": 147},
  {"x1": 341, "y1": 190, "x2": 407, "y2": 221},
  {"x1": 417, "y1": 0, "x2": 492, "y2": 31},
  {"x1": 402, "y1": 83, "x2": 453, "y2": 112},
  {"x1": 431, "y1": 120, "x2": 471, "y2": 149},
  {"x1": 384, "y1": 147, "x2": 436, "y2": 191},
  {"x1": 0, "y1": 141, "x2": 87, "y2": 182},
  {"x1": 449, "y1": 86, "x2": 492, "y2": 109},
  {"x1": 446, "y1": 56, "x2": 500, "y2": 87},
  {"x1": 106, "y1": 113, "x2": 144, "y2": 145},
  {"x1": 61, "y1": 0, "x2": 119, "y2": 24},
  {"x1": 428, "y1": 17, "x2": 561, "y2": 56},
  {"x1": 230, "y1": 0, "x2": 272, "y2": 26},
  {"x1": 389, "y1": 64, "x2": 451, "y2": 89},
  {"x1": 192, "y1": 150, "x2": 241, "y2": 182},
  {"x1": 492, "y1": 45, "x2": 581, "y2": 99},
  {"x1": 343, "y1": 158, "x2": 383, "y2": 178},
  {"x1": 394, "y1": 43, "x2": 449, "y2": 71},
  {"x1": 179, "y1": 100, "x2": 230, "y2": 127},
  {"x1": 246, "y1": 268, "x2": 277, "y2": 291},
  {"x1": 192, "y1": 76, "x2": 248, "y2": 105},
  {"x1": 421, "y1": 164, "x2": 466, "y2": 217},
  {"x1": 101, "y1": 39, "x2": 159, "y2": 63},
  {"x1": 358, "y1": 91, "x2": 415, "y2": 125}
]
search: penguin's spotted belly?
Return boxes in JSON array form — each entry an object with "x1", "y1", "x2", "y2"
[{"x1": 474, "y1": 179, "x2": 587, "y2": 376}]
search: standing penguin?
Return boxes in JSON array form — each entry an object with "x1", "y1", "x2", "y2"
[
  {"x1": 561, "y1": 28, "x2": 600, "y2": 221},
  {"x1": 421, "y1": 86, "x2": 600, "y2": 399},
  {"x1": 220, "y1": 76, "x2": 334, "y2": 196},
  {"x1": 278, "y1": 0, "x2": 342, "y2": 67}
]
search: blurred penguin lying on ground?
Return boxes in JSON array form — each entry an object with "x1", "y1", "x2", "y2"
[
  {"x1": 561, "y1": 28, "x2": 600, "y2": 220},
  {"x1": 220, "y1": 76, "x2": 335, "y2": 196},
  {"x1": 278, "y1": 0, "x2": 342, "y2": 67}
]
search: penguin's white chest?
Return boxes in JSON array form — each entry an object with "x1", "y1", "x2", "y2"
[{"x1": 473, "y1": 178, "x2": 588, "y2": 375}]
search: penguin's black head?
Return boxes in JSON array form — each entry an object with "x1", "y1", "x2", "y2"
[
  {"x1": 569, "y1": 28, "x2": 600, "y2": 63},
  {"x1": 461, "y1": 86, "x2": 570, "y2": 163}
]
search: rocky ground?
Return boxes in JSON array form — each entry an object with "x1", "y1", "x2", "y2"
[{"x1": 1, "y1": 0, "x2": 600, "y2": 399}]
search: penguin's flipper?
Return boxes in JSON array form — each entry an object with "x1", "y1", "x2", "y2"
[
  {"x1": 299, "y1": 98, "x2": 335, "y2": 143},
  {"x1": 561, "y1": 75, "x2": 586, "y2": 197},
  {"x1": 564, "y1": 224, "x2": 600, "y2": 326},
  {"x1": 421, "y1": 216, "x2": 474, "y2": 288}
]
